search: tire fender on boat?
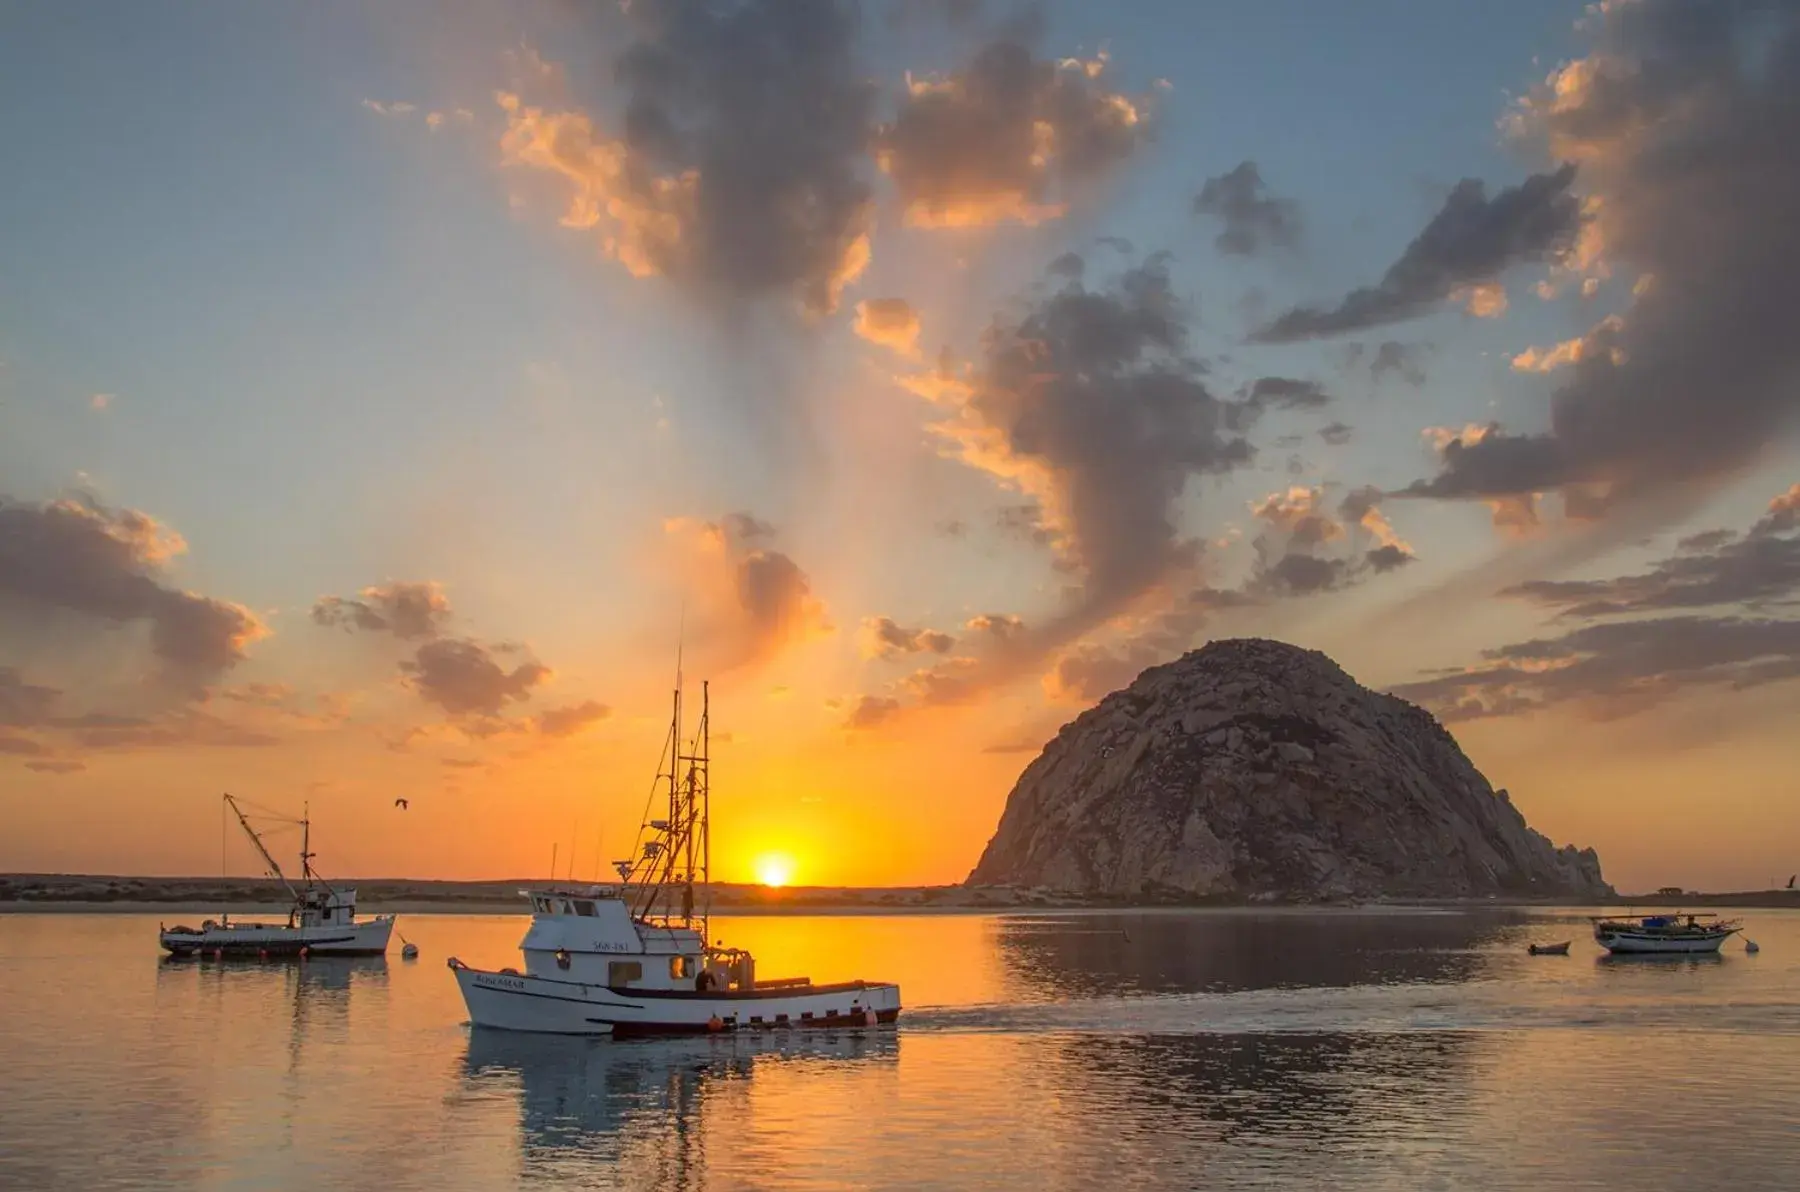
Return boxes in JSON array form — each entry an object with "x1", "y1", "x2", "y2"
[{"x1": 707, "y1": 1015, "x2": 724, "y2": 1033}]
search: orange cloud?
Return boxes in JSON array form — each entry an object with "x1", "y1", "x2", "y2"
[
  {"x1": 661, "y1": 514, "x2": 833, "y2": 671},
  {"x1": 853, "y1": 298, "x2": 923, "y2": 357}
]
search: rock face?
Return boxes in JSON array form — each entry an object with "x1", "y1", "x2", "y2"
[{"x1": 968, "y1": 639, "x2": 1609, "y2": 900}]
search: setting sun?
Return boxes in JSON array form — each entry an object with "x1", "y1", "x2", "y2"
[{"x1": 753, "y1": 853, "x2": 797, "y2": 888}]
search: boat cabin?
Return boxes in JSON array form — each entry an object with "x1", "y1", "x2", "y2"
[
  {"x1": 516, "y1": 886, "x2": 758, "y2": 992},
  {"x1": 294, "y1": 886, "x2": 360, "y2": 929}
]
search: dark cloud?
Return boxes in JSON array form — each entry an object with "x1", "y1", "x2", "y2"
[
  {"x1": 718, "y1": 511, "x2": 778, "y2": 543},
  {"x1": 1392, "y1": 616, "x2": 1800, "y2": 724},
  {"x1": 1253, "y1": 165, "x2": 1580, "y2": 343},
  {"x1": 859, "y1": 616, "x2": 955, "y2": 659},
  {"x1": 0, "y1": 495, "x2": 263, "y2": 692},
  {"x1": 0, "y1": 668, "x2": 58, "y2": 728},
  {"x1": 1370, "y1": 341, "x2": 1427, "y2": 386},
  {"x1": 1319, "y1": 421, "x2": 1354, "y2": 446},
  {"x1": 1242, "y1": 376, "x2": 1331, "y2": 411},
  {"x1": 311, "y1": 581, "x2": 451, "y2": 641},
  {"x1": 845, "y1": 694, "x2": 901, "y2": 730},
  {"x1": 1502, "y1": 489, "x2": 1800, "y2": 618},
  {"x1": 0, "y1": 732, "x2": 51, "y2": 757},
  {"x1": 881, "y1": 0, "x2": 983, "y2": 30},
  {"x1": 399, "y1": 638, "x2": 552, "y2": 719},
  {"x1": 1246, "y1": 484, "x2": 1417, "y2": 598},
  {"x1": 1193, "y1": 160, "x2": 1301, "y2": 256},
  {"x1": 1404, "y1": 2, "x2": 1800, "y2": 518},
  {"x1": 1044, "y1": 641, "x2": 1164, "y2": 703},
  {"x1": 498, "y1": 0, "x2": 876, "y2": 315},
  {"x1": 877, "y1": 38, "x2": 1151, "y2": 227},
  {"x1": 1395, "y1": 485, "x2": 1800, "y2": 722},
  {"x1": 534, "y1": 700, "x2": 612, "y2": 738}
]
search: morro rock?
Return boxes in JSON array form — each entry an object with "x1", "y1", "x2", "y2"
[{"x1": 968, "y1": 639, "x2": 1608, "y2": 900}]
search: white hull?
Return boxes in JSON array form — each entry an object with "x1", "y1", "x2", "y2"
[
  {"x1": 161, "y1": 915, "x2": 395, "y2": 957},
  {"x1": 1596, "y1": 930, "x2": 1733, "y2": 954},
  {"x1": 451, "y1": 960, "x2": 901, "y2": 1038}
]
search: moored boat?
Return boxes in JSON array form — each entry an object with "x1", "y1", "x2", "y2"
[
  {"x1": 1528, "y1": 940, "x2": 1571, "y2": 955},
  {"x1": 1591, "y1": 912, "x2": 1740, "y2": 955},
  {"x1": 160, "y1": 795, "x2": 395, "y2": 958},
  {"x1": 448, "y1": 676, "x2": 901, "y2": 1038}
]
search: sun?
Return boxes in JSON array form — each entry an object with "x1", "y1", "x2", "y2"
[{"x1": 753, "y1": 852, "x2": 796, "y2": 888}]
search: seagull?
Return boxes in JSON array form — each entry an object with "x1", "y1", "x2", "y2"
[{"x1": 394, "y1": 798, "x2": 409, "y2": 810}]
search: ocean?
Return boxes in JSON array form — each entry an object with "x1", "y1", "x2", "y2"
[{"x1": 2, "y1": 907, "x2": 1795, "y2": 1190}]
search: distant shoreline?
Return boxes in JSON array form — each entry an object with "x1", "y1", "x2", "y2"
[{"x1": 4, "y1": 874, "x2": 1797, "y2": 916}]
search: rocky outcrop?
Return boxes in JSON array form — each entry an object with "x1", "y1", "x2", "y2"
[{"x1": 968, "y1": 639, "x2": 1609, "y2": 900}]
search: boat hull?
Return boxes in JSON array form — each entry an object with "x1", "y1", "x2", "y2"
[
  {"x1": 450, "y1": 960, "x2": 902, "y2": 1038},
  {"x1": 160, "y1": 916, "x2": 396, "y2": 957},
  {"x1": 1594, "y1": 929, "x2": 1734, "y2": 955}
]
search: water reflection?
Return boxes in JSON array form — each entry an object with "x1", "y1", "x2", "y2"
[
  {"x1": 995, "y1": 910, "x2": 1512, "y2": 999},
  {"x1": 463, "y1": 1030, "x2": 901, "y2": 1188}
]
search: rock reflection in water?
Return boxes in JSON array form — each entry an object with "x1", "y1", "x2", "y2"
[
  {"x1": 995, "y1": 910, "x2": 1507, "y2": 1000},
  {"x1": 462, "y1": 1030, "x2": 901, "y2": 1188}
]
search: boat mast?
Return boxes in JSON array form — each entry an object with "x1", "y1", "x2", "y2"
[{"x1": 223, "y1": 793, "x2": 298, "y2": 902}]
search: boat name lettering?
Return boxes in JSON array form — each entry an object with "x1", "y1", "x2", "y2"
[{"x1": 476, "y1": 974, "x2": 527, "y2": 991}]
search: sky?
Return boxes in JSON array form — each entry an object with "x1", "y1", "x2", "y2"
[{"x1": 3, "y1": 0, "x2": 1798, "y2": 894}]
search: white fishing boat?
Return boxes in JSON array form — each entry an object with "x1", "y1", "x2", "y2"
[
  {"x1": 449, "y1": 676, "x2": 902, "y2": 1038},
  {"x1": 1591, "y1": 912, "x2": 1741, "y2": 955},
  {"x1": 160, "y1": 795, "x2": 396, "y2": 958}
]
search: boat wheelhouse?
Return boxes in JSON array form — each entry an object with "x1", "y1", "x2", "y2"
[
  {"x1": 449, "y1": 677, "x2": 901, "y2": 1038},
  {"x1": 160, "y1": 795, "x2": 396, "y2": 958},
  {"x1": 1591, "y1": 912, "x2": 1741, "y2": 955}
]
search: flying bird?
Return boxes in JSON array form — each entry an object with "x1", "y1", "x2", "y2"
[{"x1": 394, "y1": 798, "x2": 409, "y2": 810}]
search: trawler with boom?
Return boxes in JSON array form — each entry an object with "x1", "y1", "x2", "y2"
[
  {"x1": 449, "y1": 677, "x2": 902, "y2": 1037},
  {"x1": 159, "y1": 795, "x2": 396, "y2": 958}
]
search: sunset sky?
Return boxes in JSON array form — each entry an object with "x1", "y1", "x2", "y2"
[{"x1": 3, "y1": 0, "x2": 1798, "y2": 893}]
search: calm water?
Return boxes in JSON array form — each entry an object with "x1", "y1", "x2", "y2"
[{"x1": 3, "y1": 907, "x2": 1797, "y2": 1190}]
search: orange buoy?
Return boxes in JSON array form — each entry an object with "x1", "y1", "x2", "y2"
[
  {"x1": 707, "y1": 1015, "x2": 724, "y2": 1033},
  {"x1": 258, "y1": 949, "x2": 268, "y2": 959}
]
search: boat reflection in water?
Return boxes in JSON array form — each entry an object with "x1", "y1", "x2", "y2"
[{"x1": 461, "y1": 1029, "x2": 899, "y2": 1187}]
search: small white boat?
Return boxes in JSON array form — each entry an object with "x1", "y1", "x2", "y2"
[
  {"x1": 1528, "y1": 940, "x2": 1571, "y2": 956},
  {"x1": 1591, "y1": 912, "x2": 1740, "y2": 955},
  {"x1": 160, "y1": 795, "x2": 395, "y2": 959},
  {"x1": 449, "y1": 678, "x2": 901, "y2": 1038}
]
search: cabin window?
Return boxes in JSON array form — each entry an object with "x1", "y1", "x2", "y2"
[
  {"x1": 608, "y1": 961, "x2": 642, "y2": 986},
  {"x1": 533, "y1": 898, "x2": 550, "y2": 913},
  {"x1": 557, "y1": 899, "x2": 573, "y2": 915},
  {"x1": 574, "y1": 900, "x2": 597, "y2": 917},
  {"x1": 670, "y1": 956, "x2": 693, "y2": 980}
]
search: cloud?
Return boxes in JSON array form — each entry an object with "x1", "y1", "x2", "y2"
[
  {"x1": 1193, "y1": 160, "x2": 1301, "y2": 256},
  {"x1": 0, "y1": 668, "x2": 58, "y2": 728},
  {"x1": 534, "y1": 700, "x2": 612, "y2": 738},
  {"x1": 1394, "y1": 485, "x2": 1800, "y2": 721},
  {"x1": 964, "y1": 612, "x2": 1025, "y2": 640},
  {"x1": 1403, "y1": 2, "x2": 1800, "y2": 520},
  {"x1": 1370, "y1": 341, "x2": 1427, "y2": 386},
  {"x1": 844, "y1": 694, "x2": 901, "y2": 730},
  {"x1": 1241, "y1": 376, "x2": 1331, "y2": 411},
  {"x1": 311, "y1": 581, "x2": 452, "y2": 641},
  {"x1": 663, "y1": 513, "x2": 833, "y2": 669},
  {"x1": 1044, "y1": 639, "x2": 1166, "y2": 703},
  {"x1": 1319, "y1": 421, "x2": 1354, "y2": 446},
  {"x1": 1511, "y1": 315, "x2": 1625, "y2": 373},
  {"x1": 1501, "y1": 485, "x2": 1800, "y2": 618},
  {"x1": 362, "y1": 99, "x2": 418, "y2": 117},
  {"x1": 858, "y1": 616, "x2": 955, "y2": 659},
  {"x1": 25, "y1": 759, "x2": 85, "y2": 775},
  {"x1": 1392, "y1": 616, "x2": 1800, "y2": 724},
  {"x1": 1243, "y1": 484, "x2": 1416, "y2": 597},
  {"x1": 876, "y1": 40, "x2": 1151, "y2": 228},
  {"x1": 399, "y1": 638, "x2": 552, "y2": 718},
  {"x1": 1253, "y1": 165, "x2": 1581, "y2": 342},
  {"x1": 497, "y1": 0, "x2": 875, "y2": 315},
  {"x1": 907, "y1": 254, "x2": 1256, "y2": 611},
  {"x1": 852, "y1": 298, "x2": 923, "y2": 357},
  {"x1": 0, "y1": 732, "x2": 50, "y2": 757},
  {"x1": 0, "y1": 495, "x2": 264, "y2": 692}
]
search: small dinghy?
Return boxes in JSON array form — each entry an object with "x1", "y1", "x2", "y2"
[
  {"x1": 1528, "y1": 940, "x2": 1572, "y2": 955},
  {"x1": 400, "y1": 935, "x2": 420, "y2": 960}
]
